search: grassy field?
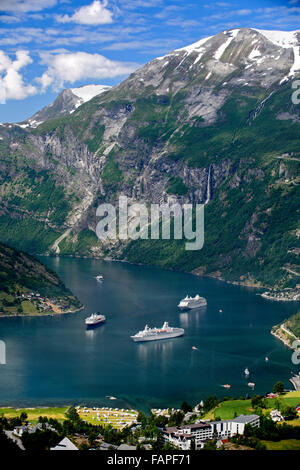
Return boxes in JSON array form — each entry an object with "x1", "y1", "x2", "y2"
[
  {"x1": 20, "y1": 301, "x2": 39, "y2": 315},
  {"x1": 204, "y1": 391, "x2": 300, "y2": 420},
  {"x1": 205, "y1": 399, "x2": 253, "y2": 420},
  {"x1": 0, "y1": 406, "x2": 69, "y2": 424},
  {"x1": 262, "y1": 439, "x2": 300, "y2": 450},
  {"x1": 264, "y1": 390, "x2": 300, "y2": 411}
]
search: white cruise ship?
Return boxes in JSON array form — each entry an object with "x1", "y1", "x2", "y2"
[
  {"x1": 178, "y1": 294, "x2": 207, "y2": 310},
  {"x1": 131, "y1": 322, "x2": 184, "y2": 342},
  {"x1": 85, "y1": 313, "x2": 106, "y2": 326}
]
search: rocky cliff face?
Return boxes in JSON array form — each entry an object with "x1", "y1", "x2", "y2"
[{"x1": 0, "y1": 28, "x2": 299, "y2": 288}]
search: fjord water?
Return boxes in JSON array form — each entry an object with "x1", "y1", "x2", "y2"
[{"x1": 0, "y1": 257, "x2": 298, "y2": 411}]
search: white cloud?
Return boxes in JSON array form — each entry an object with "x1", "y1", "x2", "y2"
[
  {"x1": 37, "y1": 51, "x2": 138, "y2": 90},
  {"x1": 0, "y1": 0, "x2": 57, "y2": 13},
  {"x1": 0, "y1": 14, "x2": 22, "y2": 23},
  {"x1": 57, "y1": 0, "x2": 114, "y2": 25},
  {"x1": 0, "y1": 50, "x2": 37, "y2": 100}
]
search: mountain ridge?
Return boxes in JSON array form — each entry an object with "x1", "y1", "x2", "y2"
[{"x1": 15, "y1": 84, "x2": 112, "y2": 128}]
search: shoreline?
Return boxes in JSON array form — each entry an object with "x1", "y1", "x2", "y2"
[
  {"x1": 0, "y1": 305, "x2": 84, "y2": 319},
  {"x1": 38, "y1": 253, "x2": 300, "y2": 304},
  {"x1": 271, "y1": 325, "x2": 299, "y2": 350},
  {"x1": 39, "y1": 252, "x2": 267, "y2": 292},
  {"x1": 262, "y1": 293, "x2": 300, "y2": 302},
  {"x1": 1, "y1": 388, "x2": 300, "y2": 414}
]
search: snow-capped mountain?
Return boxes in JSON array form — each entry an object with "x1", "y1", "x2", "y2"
[
  {"x1": 20, "y1": 84, "x2": 111, "y2": 128},
  {"x1": 0, "y1": 28, "x2": 299, "y2": 290}
]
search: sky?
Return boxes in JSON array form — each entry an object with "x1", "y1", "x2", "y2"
[{"x1": 0, "y1": 0, "x2": 299, "y2": 122}]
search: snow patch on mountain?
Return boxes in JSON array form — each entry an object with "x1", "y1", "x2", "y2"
[
  {"x1": 176, "y1": 35, "x2": 213, "y2": 53},
  {"x1": 289, "y1": 46, "x2": 300, "y2": 76},
  {"x1": 249, "y1": 48, "x2": 261, "y2": 60},
  {"x1": 70, "y1": 84, "x2": 111, "y2": 106},
  {"x1": 214, "y1": 29, "x2": 239, "y2": 61},
  {"x1": 253, "y1": 29, "x2": 299, "y2": 48}
]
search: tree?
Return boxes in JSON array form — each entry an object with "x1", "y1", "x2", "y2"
[
  {"x1": 273, "y1": 381, "x2": 284, "y2": 394},
  {"x1": 281, "y1": 405, "x2": 297, "y2": 421},
  {"x1": 163, "y1": 441, "x2": 177, "y2": 450},
  {"x1": 20, "y1": 412, "x2": 28, "y2": 422},
  {"x1": 21, "y1": 429, "x2": 60, "y2": 451},
  {"x1": 151, "y1": 431, "x2": 165, "y2": 451},
  {"x1": 181, "y1": 401, "x2": 192, "y2": 414},
  {"x1": 88, "y1": 429, "x2": 98, "y2": 446},
  {"x1": 168, "y1": 411, "x2": 184, "y2": 427},
  {"x1": 203, "y1": 439, "x2": 217, "y2": 450},
  {"x1": 137, "y1": 411, "x2": 147, "y2": 428},
  {"x1": 38, "y1": 416, "x2": 48, "y2": 424},
  {"x1": 65, "y1": 407, "x2": 80, "y2": 422},
  {"x1": 251, "y1": 395, "x2": 265, "y2": 409},
  {"x1": 203, "y1": 395, "x2": 219, "y2": 412},
  {"x1": 153, "y1": 415, "x2": 168, "y2": 428}
]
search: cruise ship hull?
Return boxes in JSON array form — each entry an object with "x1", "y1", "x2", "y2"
[
  {"x1": 178, "y1": 301, "x2": 207, "y2": 310},
  {"x1": 85, "y1": 318, "x2": 106, "y2": 327},
  {"x1": 131, "y1": 329, "x2": 184, "y2": 342}
]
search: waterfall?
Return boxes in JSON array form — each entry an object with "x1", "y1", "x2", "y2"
[{"x1": 205, "y1": 164, "x2": 212, "y2": 205}]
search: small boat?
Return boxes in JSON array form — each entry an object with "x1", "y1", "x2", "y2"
[
  {"x1": 244, "y1": 368, "x2": 250, "y2": 375},
  {"x1": 248, "y1": 382, "x2": 255, "y2": 388},
  {"x1": 219, "y1": 309, "x2": 223, "y2": 313},
  {"x1": 106, "y1": 396, "x2": 117, "y2": 400},
  {"x1": 95, "y1": 274, "x2": 104, "y2": 281},
  {"x1": 265, "y1": 357, "x2": 269, "y2": 362},
  {"x1": 222, "y1": 384, "x2": 231, "y2": 389},
  {"x1": 192, "y1": 346, "x2": 198, "y2": 350}
]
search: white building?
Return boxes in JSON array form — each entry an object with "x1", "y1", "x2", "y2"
[
  {"x1": 163, "y1": 422, "x2": 212, "y2": 450},
  {"x1": 270, "y1": 410, "x2": 284, "y2": 422},
  {"x1": 210, "y1": 414, "x2": 260, "y2": 438},
  {"x1": 162, "y1": 414, "x2": 260, "y2": 450}
]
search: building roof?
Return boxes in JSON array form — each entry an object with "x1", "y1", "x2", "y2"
[
  {"x1": 181, "y1": 422, "x2": 211, "y2": 430},
  {"x1": 117, "y1": 444, "x2": 137, "y2": 450},
  {"x1": 99, "y1": 442, "x2": 118, "y2": 450},
  {"x1": 164, "y1": 422, "x2": 211, "y2": 434},
  {"x1": 50, "y1": 437, "x2": 78, "y2": 451},
  {"x1": 163, "y1": 427, "x2": 179, "y2": 434},
  {"x1": 231, "y1": 414, "x2": 260, "y2": 424}
]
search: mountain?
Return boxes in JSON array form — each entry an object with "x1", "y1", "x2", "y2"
[
  {"x1": 17, "y1": 84, "x2": 112, "y2": 128},
  {"x1": 0, "y1": 28, "x2": 299, "y2": 289},
  {"x1": 0, "y1": 242, "x2": 82, "y2": 316}
]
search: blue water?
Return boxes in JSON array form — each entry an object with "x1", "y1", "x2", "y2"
[{"x1": 0, "y1": 257, "x2": 298, "y2": 411}]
